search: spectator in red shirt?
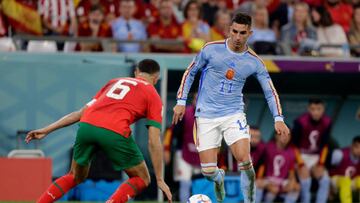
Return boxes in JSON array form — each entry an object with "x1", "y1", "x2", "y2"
[
  {"x1": 142, "y1": 0, "x2": 161, "y2": 26},
  {"x1": 76, "y1": 0, "x2": 120, "y2": 24},
  {"x1": 326, "y1": 0, "x2": 353, "y2": 33},
  {"x1": 147, "y1": 0, "x2": 184, "y2": 53},
  {"x1": 76, "y1": 5, "x2": 113, "y2": 52}
]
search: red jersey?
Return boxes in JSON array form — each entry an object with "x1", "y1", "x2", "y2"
[
  {"x1": 147, "y1": 18, "x2": 182, "y2": 52},
  {"x1": 75, "y1": 21, "x2": 113, "y2": 51},
  {"x1": 80, "y1": 77, "x2": 162, "y2": 138},
  {"x1": 326, "y1": 3, "x2": 353, "y2": 33}
]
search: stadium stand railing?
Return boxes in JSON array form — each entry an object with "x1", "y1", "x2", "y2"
[{"x1": 1, "y1": 35, "x2": 359, "y2": 58}]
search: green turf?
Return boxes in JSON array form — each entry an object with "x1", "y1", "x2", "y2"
[{"x1": 0, "y1": 201, "x2": 176, "y2": 203}]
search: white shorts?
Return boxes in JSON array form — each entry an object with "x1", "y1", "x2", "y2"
[
  {"x1": 301, "y1": 153, "x2": 319, "y2": 169},
  {"x1": 173, "y1": 151, "x2": 201, "y2": 181},
  {"x1": 195, "y1": 113, "x2": 250, "y2": 152}
]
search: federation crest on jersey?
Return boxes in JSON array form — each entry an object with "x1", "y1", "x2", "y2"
[{"x1": 225, "y1": 68, "x2": 235, "y2": 80}]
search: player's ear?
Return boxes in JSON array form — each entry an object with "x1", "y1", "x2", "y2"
[
  {"x1": 153, "y1": 73, "x2": 160, "y2": 85},
  {"x1": 134, "y1": 68, "x2": 140, "y2": 77}
]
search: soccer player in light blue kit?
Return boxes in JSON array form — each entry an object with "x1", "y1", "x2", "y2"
[{"x1": 173, "y1": 13, "x2": 290, "y2": 203}]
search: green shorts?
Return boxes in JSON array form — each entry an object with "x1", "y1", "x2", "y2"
[{"x1": 73, "y1": 122, "x2": 144, "y2": 171}]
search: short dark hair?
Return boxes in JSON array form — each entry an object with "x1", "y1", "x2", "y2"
[
  {"x1": 183, "y1": 0, "x2": 201, "y2": 19},
  {"x1": 232, "y1": 12, "x2": 252, "y2": 26},
  {"x1": 137, "y1": 59, "x2": 160, "y2": 74},
  {"x1": 314, "y1": 6, "x2": 333, "y2": 27},
  {"x1": 308, "y1": 98, "x2": 324, "y2": 105},
  {"x1": 353, "y1": 135, "x2": 360, "y2": 144},
  {"x1": 121, "y1": 0, "x2": 135, "y2": 5},
  {"x1": 89, "y1": 4, "x2": 104, "y2": 13}
]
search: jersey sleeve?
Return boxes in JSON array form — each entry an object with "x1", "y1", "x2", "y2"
[
  {"x1": 146, "y1": 88, "x2": 163, "y2": 129},
  {"x1": 254, "y1": 61, "x2": 284, "y2": 122},
  {"x1": 176, "y1": 48, "x2": 208, "y2": 105}
]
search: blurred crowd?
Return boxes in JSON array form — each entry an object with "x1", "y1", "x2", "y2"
[
  {"x1": 164, "y1": 96, "x2": 360, "y2": 203},
  {"x1": 0, "y1": 0, "x2": 360, "y2": 56}
]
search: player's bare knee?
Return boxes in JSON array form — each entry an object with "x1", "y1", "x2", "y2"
[
  {"x1": 142, "y1": 174, "x2": 151, "y2": 187},
  {"x1": 267, "y1": 184, "x2": 280, "y2": 194},
  {"x1": 238, "y1": 160, "x2": 254, "y2": 171},
  {"x1": 236, "y1": 154, "x2": 251, "y2": 163}
]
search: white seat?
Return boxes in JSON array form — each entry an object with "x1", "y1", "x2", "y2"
[
  {"x1": 63, "y1": 41, "x2": 76, "y2": 52},
  {"x1": 27, "y1": 40, "x2": 57, "y2": 52},
  {"x1": 0, "y1": 37, "x2": 16, "y2": 52},
  {"x1": 8, "y1": 149, "x2": 45, "y2": 158}
]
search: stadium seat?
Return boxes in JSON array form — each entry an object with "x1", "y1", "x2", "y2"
[
  {"x1": 63, "y1": 41, "x2": 76, "y2": 52},
  {"x1": 26, "y1": 40, "x2": 57, "y2": 52},
  {"x1": 77, "y1": 179, "x2": 121, "y2": 201},
  {"x1": 7, "y1": 149, "x2": 45, "y2": 158},
  {"x1": 0, "y1": 37, "x2": 16, "y2": 52}
]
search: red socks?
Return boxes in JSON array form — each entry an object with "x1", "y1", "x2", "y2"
[
  {"x1": 107, "y1": 177, "x2": 146, "y2": 203},
  {"x1": 37, "y1": 173, "x2": 77, "y2": 203},
  {"x1": 37, "y1": 175, "x2": 146, "y2": 203}
]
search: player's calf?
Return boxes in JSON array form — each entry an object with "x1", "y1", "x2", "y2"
[
  {"x1": 201, "y1": 163, "x2": 225, "y2": 202},
  {"x1": 107, "y1": 176, "x2": 147, "y2": 203},
  {"x1": 238, "y1": 161, "x2": 256, "y2": 203},
  {"x1": 200, "y1": 163, "x2": 222, "y2": 183},
  {"x1": 37, "y1": 173, "x2": 77, "y2": 203}
]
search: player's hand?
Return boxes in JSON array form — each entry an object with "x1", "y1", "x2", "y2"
[
  {"x1": 172, "y1": 105, "x2": 186, "y2": 125},
  {"x1": 275, "y1": 121, "x2": 290, "y2": 144},
  {"x1": 157, "y1": 179, "x2": 172, "y2": 203},
  {"x1": 25, "y1": 128, "x2": 48, "y2": 143}
]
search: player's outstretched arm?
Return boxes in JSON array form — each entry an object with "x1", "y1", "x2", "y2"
[
  {"x1": 148, "y1": 126, "x2": 173, "y2": 202},
  {"x1": 25, "y1": 106, "x2": 87, "y2": 143}
]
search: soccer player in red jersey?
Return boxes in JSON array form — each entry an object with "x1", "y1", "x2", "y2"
[{"x1": 25, "y1": 59, "x2": 172, "y2": 203}]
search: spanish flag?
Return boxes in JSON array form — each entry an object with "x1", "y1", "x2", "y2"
[{"x1": 1, "y1": 0, "x2": 42, "y2": 35}]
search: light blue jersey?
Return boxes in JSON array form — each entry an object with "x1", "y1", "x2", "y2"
[{"x1": 177, "y1": 39, "x2": 284, "y2": 122}]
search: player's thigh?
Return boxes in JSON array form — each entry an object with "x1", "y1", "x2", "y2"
[
  {"x1": 298, "y1": 165, "x2": 311, "y2": 179},
  {"x1": 73, "y1": 122, "x2": 98, "y2": 167},
  {"x1": 221, "y1": 113, "x2": 251, "y2": 161},
  {"x1": 331, "y1": 176, "x2": 340, "y2": 192},
  {"x1": 229, "y1": 138, "x2": 251, "y2": 162},
  {"x1": 195, "y1": 117, "x2": 222, "y2": 153},
  {"x1": 173, "y1": 150, "x2": 198, "y2": 181},
  {"x1": 96, "y1": 129, "x2": 144, "y2": 171},
  {"x1": 198, "y1": 148, "x2": 219, "y2": 164}
]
